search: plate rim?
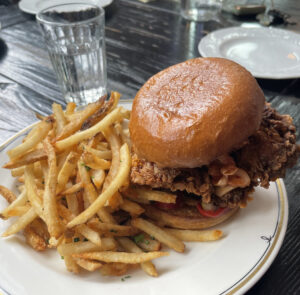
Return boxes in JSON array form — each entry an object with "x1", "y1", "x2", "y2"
[
  {"x1": 225, "y1": 178, "x2": 288, "y2": 295},
  {"x1": 18, "y1": 0, "x2": 113, "y2": 15},
  {"x1": 0, "y1": 118, "x2": 288, "y2": 295},
  {"x1": 198, "y1": 26, "x2": 300, "y2": 79}
]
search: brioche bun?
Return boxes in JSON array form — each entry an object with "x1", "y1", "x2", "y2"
[{"x1": 129, "y1": 57, "x2": 265, "y2": 168}]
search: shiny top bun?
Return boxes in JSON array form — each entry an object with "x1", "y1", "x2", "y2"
[{"x1": 129, "y1": 57, "x2": 265, "y2": 168}]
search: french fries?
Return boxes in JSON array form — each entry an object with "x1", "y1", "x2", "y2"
[
  {"x1": 0, "y1": 94, "x2": 223, "y2": 279},
  {"x1": 66, "y1": 102, "x2": 76, "y2": 115},
  {"x1": 24, "y1": 225, "x2": 48, "y2": 251},
  {"x1": 24, "y1": 165, "x2": 45, "y2": 219},
  {"x1": 124, "y1": 187, "x2": 177, "y2": 204},
  {"x1": 2, "y1": 207, "x2": 38, "y2": 237},
  {"x1": 74, "y1": 258, "x2": 102, "y2": 271},
  {"x1": 132, "y1": 233, "x2": 161, "y2": 252},
  {"x1": 90, "y1": 169, "x2": 105, "y2": 189},
  {"x1": 163, "y1": 228, "x2": 223, "y2": 242},
  {"x1": 102, "y1": 126, "x2": 121, "y2": 189},
  {"x1": 0, "y1": 185, "x2": 17, "y2": 203},
  {"x1": 11, "y1": 166, "x2": 25, "y2": 177},
  {"x1": 72, "y1": 251, "x2": 169, "y2": 263},
  {"x1": 99, "y1": 262, "x2": 131, "y2": 276},
  {"x1": 3, "y1": 148, "x2": 47, "y2": 169},
  {"x1": 64, "y1": 255, "x2": 80, "y2": 273},
  {"x1": 29, "y1": 218, "x2": 50, "y2": 243},
  {"x1": 56, "y1": 96, "x2": 106, "y2": 141},
  {"x1": 57, "y1": 151, "x2": 79, "y2": 193},
  {"x1": 120, "y1": 198, "x2": 145, "y2": 217},
  {"x1": 43, "y1": 137, "x2": 63, "y2": 238},
  {"x1": 131, "y1": 218, "x2": 185, "y2": 253},
  {"x1": 88, "y1": 219, "x2": 138, "y2": 237},
  {"x1": 7, "y1": 118, "x2": 53, "y2": 160},
  {"x1": 97, "y1": 207, "x2": 117, "y2": 224},
  {"x1": 83, "y1": 146, "x2": 112, "y2": 160},
  {"x1": 55, "y1": 107, "x2": 124, "y2": 152},
  {"x1": 81, "y1": 153, "x2": 111, "y2": 170},
  {"x1": 118, "y1": 237, "x2": 158, "y2": 277},
  {"x1": 76, "y1": 224, "x2": 102, "y2": 246},
  {"x1": 67, "y1": 144, "x2": 131, "y2": 228},
  {"x1": 4, "y1": 205, "x2": 29, "y2": 217},
  {"x1": 57, "y1": 239, "x2": 117, "y2": 256},
  {"x1": 60, "y1": 182, "x2": 83, "y2": 195},
  {"x1": 52, "y1": 103, "x2": 67, "y2": 135},
  {"x1": 66, "y1": 193, "x2": 79, "y2": 215}
]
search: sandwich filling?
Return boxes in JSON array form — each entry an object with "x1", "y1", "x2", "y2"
[{"x1": 130, "y1": 104, "x2": 299, "y2": 210}]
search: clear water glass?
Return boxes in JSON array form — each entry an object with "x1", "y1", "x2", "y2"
[
  {"x1": 181, "y1": 0, "x2": 222, "y2": 21},
  {"x1": 37, "y1": 3, "x2": 107, "y2": 105}
]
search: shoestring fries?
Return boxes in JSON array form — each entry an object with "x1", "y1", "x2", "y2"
[
  {"x1": 131, "y1": 218, "x2": 185, "y2": 253},
  {"x1": 117, "y1": 237, "x2": 158, "y2": 277},
  {"x1": 0, "y1": 92, "x2": 223, "y2": 278},
  {"x1": 123, "y1": 187, "x2": 177, "y2": 204},
  {"x1": 7, "y1": 119, "x2": 53, "y2": 160},
  {"x1": 163, "y1": 228, "x2": 223, "y2": 242}
]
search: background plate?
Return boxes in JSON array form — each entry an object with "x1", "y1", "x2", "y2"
[
  {"x1": 198, "y1": 27, "x2": 300, "y2": 79},
  {"x1": 0, "y1": 102, "x2": 288, "y2": 295},
  {"x1": 19, "y1": 0, "x2": 113, "y2": 15}
]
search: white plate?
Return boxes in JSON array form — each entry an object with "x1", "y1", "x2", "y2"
[
  {"x1": 19, "y1": 0, "x2": 113, "y2": 15},
  {"x1": 198, "y1": 27, "x2": 300, "y2": 79},
  {"x1": 0, "y1": 101, "x2": 288, "y2": 295}
]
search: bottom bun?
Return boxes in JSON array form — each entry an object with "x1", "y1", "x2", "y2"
[{"x1": 143, "y1": 205, "x2": 239, "y2": 230}]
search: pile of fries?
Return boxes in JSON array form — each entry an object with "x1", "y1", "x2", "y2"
[{"x1": 0, "y1": 92, "x2": 222, "y2": 277}]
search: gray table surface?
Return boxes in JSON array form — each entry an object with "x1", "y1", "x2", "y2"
[{"x1": 0, "y1": 0, "x2": 299, "y2": 294}]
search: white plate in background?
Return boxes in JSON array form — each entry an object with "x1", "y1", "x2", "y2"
[
  {"x1": 0, "y1": 100, "x2": 288, "y2": 295},
  {"x1": 199, "y1": 27, "x2": 300, "y2": 79},
  {"x1": 19, "y1": 0, "x2": 113, "y2": 15}
]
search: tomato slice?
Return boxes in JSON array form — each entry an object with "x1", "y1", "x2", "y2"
[
  {"x1": 197, "y1": 203, "x2": 226, "y2": 218},
  {"x1": 155, "y1": 195, "x2": 183, "y2": 210}
]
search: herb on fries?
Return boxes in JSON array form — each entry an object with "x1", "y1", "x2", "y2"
[{"x1": 0, "y1": 92, "x2": 223, "y2": 278}]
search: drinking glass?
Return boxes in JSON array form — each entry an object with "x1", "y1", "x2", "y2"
[
  {"x1": 37, "y1": 3, "x2": 107, "y2": 105},
  {"x1": 181, "y1": 0, "x2": 222, "y2": 21}
]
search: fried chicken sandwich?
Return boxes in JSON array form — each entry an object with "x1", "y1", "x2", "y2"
[{"x1": 129, "y1": 57, "x2": 299, "y2": 229}]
